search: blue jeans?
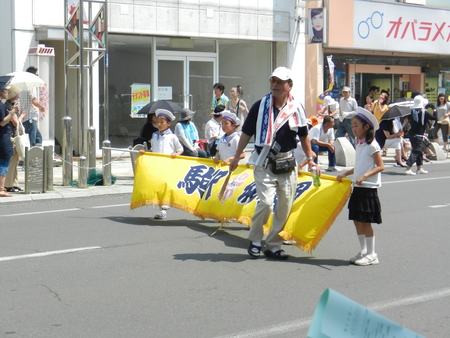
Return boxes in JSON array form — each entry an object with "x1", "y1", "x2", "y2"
[
  {"x1": 311, "y1": 142, "x2": 336, "y2": 168},
  {"x1": 23, "y1": 120, "x2": 42, "y2": 147},
  {"x1": 0, "y1": 158, "x2": 10, "y2": 176},
  {"x1": 335, "y1": 118, "x2": 355, "y2": 147}
]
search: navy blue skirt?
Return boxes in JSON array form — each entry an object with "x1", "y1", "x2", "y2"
[{"x1": 348, "y1": 187, "x2": 382, "y2": 224}]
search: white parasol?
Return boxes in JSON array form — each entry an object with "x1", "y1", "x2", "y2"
[{"x1": 7, "y1": 71, "x2": 46, "y2": 91}]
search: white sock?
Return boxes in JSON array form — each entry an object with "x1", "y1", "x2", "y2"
[
  {"x1": 358, "y1": 235, "x2": 367, "y2": 253},
  {"x1": 366, "y1": 236, "x2": 375, "y2": 255},
  {"x1": 252, "y1": 241, "x2": 261, "y2": 247}
]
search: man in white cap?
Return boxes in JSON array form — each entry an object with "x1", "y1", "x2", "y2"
[
  {"x1": 229, "y1": 66, "x2": 317, "y2": 260},
  {"x1": 404, "y1": 95, "x2": 436, "y2": 175},
  {"x1": 320, "y1": 95, "x2": 339, "y2": 131},
  {"x1": 336, "y1": 86, "x2": 358, "y2": 146}
]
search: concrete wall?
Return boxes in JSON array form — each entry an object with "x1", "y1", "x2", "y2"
[{"x1": 109, "y1": 0, "x2": 293, "y2": 41}]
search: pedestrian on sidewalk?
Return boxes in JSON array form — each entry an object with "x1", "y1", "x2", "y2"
[
  {"x1": 19, "y1": 66, "x2": 45, "y2": 147},
  {"x1": 0, "y1": 81, "x2": 18, "y2": 197},
  {"x1": 337, "y1": 107, "x2": 384, "y2": 266},
  {"x1": 205, "y1": 105, "x2": 225, "y2": 157},
  {"x1": 336, "y1": 86, "x2": 358, "y2": 147},
  {"x1": 309, "y1": 116, "x2": 337, "y2": 172},
  {"x1": 404, "y1": 95, "x2": 436, "y2": 175},
  {"x1": 5, "y1": 85, "x2": 26, "y2": 192}
]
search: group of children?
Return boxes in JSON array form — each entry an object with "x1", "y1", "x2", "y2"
[
  {"x1": 145, "y1": 102, "x2": 390, "y2": 267},
  {"x1": 147, "y1": 108, "x2": 243, "y2": 219}
]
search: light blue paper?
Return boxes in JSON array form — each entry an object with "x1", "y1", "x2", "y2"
[{"x1": 307, "y1": 288, "x2": 425, "y2": 338}]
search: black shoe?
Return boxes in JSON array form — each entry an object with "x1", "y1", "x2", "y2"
[
  {"x1": 263, "y1": 249, "x2": 289, "y2": 260},
  {"x1": 247, "y1": 241, "x2": 261, "y2": 258},
  {"x1": 396, "y1": 162, "x2": 407, "y2": 168}
]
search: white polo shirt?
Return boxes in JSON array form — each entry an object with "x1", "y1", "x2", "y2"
[{"x1": 308, "y1": 123, "x2": 334, "y2": 144}]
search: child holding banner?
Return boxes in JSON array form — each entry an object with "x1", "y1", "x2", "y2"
[
  {"x1": 150, "y1": 109, "x2": 183, "y2": 219},
  {"x1": 213, "y1": 111, "x2": 245, "y2": 164},
  {"x1": 336, "y1": 107, "x2": 384, "y2": 266}
]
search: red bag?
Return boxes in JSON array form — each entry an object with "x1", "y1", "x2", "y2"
[{"x1": 194, "y1": 139, "x2": 208, "y2": 151}]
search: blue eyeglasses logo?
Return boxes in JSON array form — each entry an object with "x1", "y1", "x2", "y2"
[{"x1": 358, "y1": 11, "x2": 384, "y2": 39}]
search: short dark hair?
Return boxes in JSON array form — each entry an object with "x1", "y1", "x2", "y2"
[
  {"x1": 369, "y1": 86, "x2": 379, "y2": 92},
  {"x1": 214, "y1": 105, "x2": 225, "y2": 114},
  {"x1": 213, "y1": 83, "x2": 225, "y2": 93},
  {"x1": 323, "y1": 116, "x2": 333, "y2": 124},
  {"x1": 26, "y1": 66, "x2": 38, "y2": 75}
]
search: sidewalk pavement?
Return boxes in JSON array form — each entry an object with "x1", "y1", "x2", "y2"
[{"x1": 1, "y1": 148, "x2": 448, "y2": 204}]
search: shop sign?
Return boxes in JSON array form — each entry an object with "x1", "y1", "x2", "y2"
[{"x1": 353, "y1": 2, "x2": 450, "y2": 54}]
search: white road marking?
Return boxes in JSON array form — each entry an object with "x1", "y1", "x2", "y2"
[
  {"x1": 0, "y1": 246, "x2": 102, "y2": 262},
  {"x1": 429, "y1": 204, "x2": 450, "y2": 208},
  {"x1": 2, "y1": 204, "x2": 131, "y2": 217},
  {"x1": 369, "y1": 287, "x2": 450, "y2": 312},
  {"x1": 212, "y1": 287, "x2": 450, "y2": 338},
  {"x1": 2, "y1": 208, "x2": 81, "y2": 217},
  {"x1": 382, "y1": 176, "x2": 450, "y2": 185},
  {"x1": 90, "y1": 203, "x2": 130, "y2": 209}
]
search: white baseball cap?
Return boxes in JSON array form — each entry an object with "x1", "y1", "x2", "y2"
[{"x1": 270, "y1": 67, "x2": 292, "y2": 81}]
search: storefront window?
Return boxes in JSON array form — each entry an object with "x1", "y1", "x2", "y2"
[
  {"x1": 219, "y1": 40, "x2": 272, "y2": 110},
  {"x1": 104, "y1": 34, "x2": 152, "y2": 147}
]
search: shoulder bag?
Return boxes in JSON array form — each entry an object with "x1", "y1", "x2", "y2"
[{"x1": 14, "y1": 120, "x2": 30, "y2": 157}]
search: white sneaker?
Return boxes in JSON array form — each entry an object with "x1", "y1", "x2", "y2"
[
  {"x1": 404, "y1": 169, "x2": 416, "y2": 175},
  {"x1": 154, "y1": 210, "x2": 167, "y2": 219},
  {"x1": 354, "y1": 254, "x2": 379, "y2": 266},
  {"x1": 349, "y1": 250, "x2": 367, "y2": 263},
  {"x1": 417, "y1": 168, "x2": 428, "y2": 174}
]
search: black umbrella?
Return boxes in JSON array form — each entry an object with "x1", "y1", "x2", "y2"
[
  {"x1": 380, "y1": 105, "x2": 411, "y2": 121},
  {"x1": 137, "y1": 100, "x2": 184, "y2": 115},
  {"x1": 0, "y1": 75, "x2": 13, "y2": 91}
]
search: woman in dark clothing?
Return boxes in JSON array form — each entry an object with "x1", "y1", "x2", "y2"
[
  {"x1": 0, "y1": 80, "x2": 18, "y2": 197},
  {"x1": 134, "y1": 113, "x2": 158, "y2": 148}
]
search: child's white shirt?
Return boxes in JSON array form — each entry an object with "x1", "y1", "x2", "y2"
[
  {"x1": 217, "y1": 133, "x2": 240, "y2": 161},
  {"x1": 151, "y1": 131, "x2": 183, "y2": 155},
  {"x1": 354, "y1": 140, "x2": 381, "y2": 188}
]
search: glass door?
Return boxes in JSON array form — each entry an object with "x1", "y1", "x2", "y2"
[
  {"x1": 157, "y1": 55, "x2": 216, "y2": 133},
  {"x1": 188, "y1": 58, "x2": 214, "y2": 132}
]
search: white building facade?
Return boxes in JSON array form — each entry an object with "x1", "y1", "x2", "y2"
[{"x1": 0, "y1": 0, "x2": 308, "y2": 153}]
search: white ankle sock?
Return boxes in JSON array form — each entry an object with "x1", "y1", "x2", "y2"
[
  {"x1": 252, "y1": 241, "x2": 261, "y2": 247},
  {"x1": 366, "y1": 236, "x2": 375, "y2": 255},
  {"x1": 358, "y1": 235, "x2": 367, "y2": 253}
]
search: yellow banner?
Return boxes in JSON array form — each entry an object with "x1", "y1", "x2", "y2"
[{"x1": 131, "y1": 153, "x2": 352, "y2": 253}]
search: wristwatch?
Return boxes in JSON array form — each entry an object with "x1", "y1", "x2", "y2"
[{"x1": 306, "y1": 157, "x2": 314, "y2": 161}]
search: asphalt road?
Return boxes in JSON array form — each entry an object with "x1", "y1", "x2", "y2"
[{"x1": 1, "y1": 162, "x2": 449, "y2": 338}]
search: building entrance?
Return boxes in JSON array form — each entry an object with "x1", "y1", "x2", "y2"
[
  {"x1": 348, "y1": 64, "x2": 423, "y2": 106},
  {"x1": 156, "y1": 54, "x2": 216, "y2": 131}
]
